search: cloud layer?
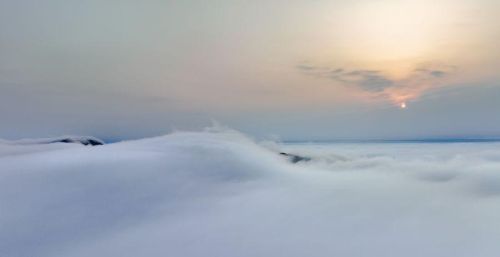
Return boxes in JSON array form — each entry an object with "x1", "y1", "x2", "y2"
[{"x1": 1, "y1": 129, "x2": 500, "y2": 257}]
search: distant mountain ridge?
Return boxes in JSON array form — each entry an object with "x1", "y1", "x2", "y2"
[{"x1": 0, "y1": 136, "x2": 104, "y2": 146}]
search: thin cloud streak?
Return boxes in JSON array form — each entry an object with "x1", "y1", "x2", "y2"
[{"x1": 297, "y1": 62, "x2": 456, "y2": 105}]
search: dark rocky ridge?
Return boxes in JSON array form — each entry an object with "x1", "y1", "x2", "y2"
[
  {"x1": 1, "y1": 136, "x2": 105, "y2": 146},
  {"x1": 280, "y1": 152, "x2": 312, "y2": 163},
  {"x1": 49, "y1": 137, "x2": 104, "y2": 146}
]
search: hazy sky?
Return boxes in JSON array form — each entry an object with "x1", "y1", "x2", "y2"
[{"x1": 1, "y1": 0, "x2": 500, "y2": 140}]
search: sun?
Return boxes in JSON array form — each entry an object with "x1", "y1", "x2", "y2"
[{"x1": 400, "y1": 102, "x2": 407, "y2": 109}]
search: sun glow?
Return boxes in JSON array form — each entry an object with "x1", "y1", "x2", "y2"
[
  {"x1": 400, "y1": 102, "x2": 407, "y2": 109},
  {"x1": 318, "y1": 0, "x2": 465, "y2": 80},
  {"x1": 342, "y1": 1, "x2": 459, "y2": 63}
]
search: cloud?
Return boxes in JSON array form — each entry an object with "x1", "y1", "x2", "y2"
[
  {"x1": 296, "y1": 65, "x2": 394, "y2": 92},
  {"x1": 297, "y1": 62, "x2": 456, "y2": 104},
  {"x1": 342, "y1": 70, "x2": 394, "y2": 92},
  {"x1": 2, "y1": 128, "x2": 500, "y2": 257},
  {"x1": 414, "y1": 66, "x2": 454, "y2": 78},
  {"x1": 296, "y1": 64, "x2": 319, "y2": 71}
]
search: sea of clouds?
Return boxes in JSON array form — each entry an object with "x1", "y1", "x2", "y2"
[{"x1": 1, "y1": 128, "x2": 500, "y2": 257}]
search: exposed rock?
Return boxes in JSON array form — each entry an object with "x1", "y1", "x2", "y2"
[
  {"x1": 280, "y1": 152, "x2": 312, "y2": 163},
  {"x1": 49, "y1": 137, "x2": 104, "y2": 146},
  {"x1": 2, "y1": 136, "x2": 105, "y2": 146}
]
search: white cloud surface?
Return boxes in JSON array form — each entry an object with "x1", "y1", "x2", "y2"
[{"x1": 1, "y1": 129, "x2": 500, "y2": 257}]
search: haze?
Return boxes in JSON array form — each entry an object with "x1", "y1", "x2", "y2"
[{"x1": 1, "y1": 0, "x2": 500, "y2": 140}]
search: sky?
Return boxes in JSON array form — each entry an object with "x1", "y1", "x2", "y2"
[{"x1": 1, "y1": 0, "x2": 500, "y2": 140}]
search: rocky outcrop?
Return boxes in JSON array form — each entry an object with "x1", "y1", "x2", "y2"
[
  {"x1": 280, "y1": 152, "x2": 312, "y2": 163},
  {"x1": 2, "y1": 136, "x2": 105, "y2": 146},
  {"x1": 49, "y1": 137, "x2": 104, "y2": 146}
]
